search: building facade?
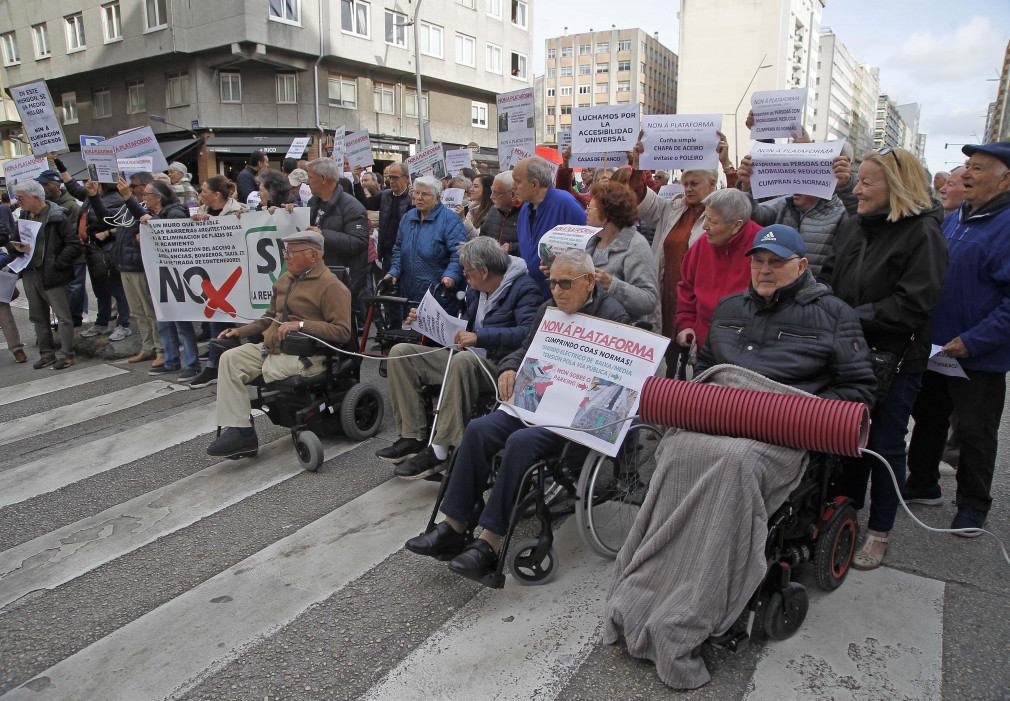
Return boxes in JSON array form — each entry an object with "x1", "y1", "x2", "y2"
[
  {"x1": 0, "y1": 0, "x2": 534, "y2": 182},
  {"x1": 678, "y1": 0, "x2": 823, "y2": 163},
  {"x1": 850, "y1": 63, "x2": 879, "y2": 157},
  {"x1": 540, "y1": 27, "x2": 677, "y2": 146},
  {"x1": 984, "y1": 39, "x2": 1010, "y2": 144},
  {"x1": 874, "y1": 94, "x2": 905, "y2": 150},
  {"x1": 811, "y1": 28, "x2": 877, "y2": 158}
]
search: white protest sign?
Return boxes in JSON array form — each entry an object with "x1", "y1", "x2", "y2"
[
  {"x1": 537, "y1": 224, "x2": 601, "y2": 268},
  {"x1": 496, "y1": 87, "x2": 536, "y2": 170},
  {"x1": 749, "y1": 140, "x2": 844, "y2": 200},
  {"x1": 511, "y1": 147, "x2": 559, "y2": 184},
  {"x1": 344, "y1": 129, "x2": 374, "y2": 168},
  {"x1": 140, "y1": 209, "x2": 310, "y2": 322},
  {"x1": 572, "y1": 104, "x2": 640, "y2": 154},
  {"x1": 117, "y1": 157, "x2": 154, "y2": 178},
  {"x1": 640, "y1": 114, "x2": 722, "y2": 170},
  {"x1": 9, "y1": 81, "x2": 68, "y2": 155},
  {"x1": 504, "y1": 310, "x2": 668, "y2": 457},
  {"x1": 928, "y1": 345, "x2": 969, "y2": 379},
  {"x1": 558, "y1": 130, "x2": 611, "y2": 168},
  {"x1": 406, "y1": 142, "x2": 446, "y2": 180},
  {"x1": 658, "y1": 184, "x2": 685, "y2": 200},
  {"x1": 286, "y1": 137, "x2": 312, "y2": 159},
  {"x1": 440, "y1": 188, "x2": 465, "y2": 209},
  {"x1": 104, "y1": 126, "x2": 169, "y2": 173},
  {"x1": 445, "y1": 148, "x2": 473, "y2": 175},
  {"x1": 331, "y1": 126, "x2": 346, "y2": 166},
  {"x1": 407, "y1": 289, "x2": 468, "y2": 347},
  {"x1": 750, "y1": 88, "x2": 809, "y2": 140},
  {"x1": 8, "y1": 220, "x2": 41, "y2": 274},
  {"x1": 82, "y1": 143, "x2": 120, "y2": 183},
  {"x1": 2, "y1": 155, "x2": 47, "y2": 184}
]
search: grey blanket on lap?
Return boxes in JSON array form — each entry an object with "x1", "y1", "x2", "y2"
[{"x1": 603, "y1": 364, "x2": 810, "y2": 689}]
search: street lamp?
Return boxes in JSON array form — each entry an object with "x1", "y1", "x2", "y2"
[
  {"x1": 732, "y1": 55, "x2": 772, "y2": 164},
  {"x1": 394, "y1": 0, "x2": 426, "y2": 149},
  {"x1": 149, "y1": 114, "x2": 198, "y2": 135}
]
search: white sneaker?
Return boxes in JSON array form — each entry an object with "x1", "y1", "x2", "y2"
[
  {"x1": 938, "y1": 461, "x2": 957, "y2": 476},
  {"x1": 109, "y1": 326, "x2": 133, "y2": 342},
  {"x1": 81, "y1": 325, "x2": 112, "y2": 338}
]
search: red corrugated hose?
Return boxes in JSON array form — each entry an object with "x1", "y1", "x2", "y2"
[{"x1": 638, "y1": 376, "x2": 870, "y2": 457}]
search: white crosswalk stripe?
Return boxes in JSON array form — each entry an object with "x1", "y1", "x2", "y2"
[{"x1": 0, "y1": 364, "x2": 126, "y2": 406}]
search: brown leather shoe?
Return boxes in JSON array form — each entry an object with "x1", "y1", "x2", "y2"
[
  {"x1": 151, "y1": 353, "x2": 165, "y2": 368},
  {"x1": 13, "y1": 349, "x2": 27, "y2": 363},
  {"x1": 128, "y1": 351, "x2": 156, "y2": 363}
]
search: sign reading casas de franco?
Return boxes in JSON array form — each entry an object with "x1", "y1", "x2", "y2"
[
  {"x1": 9, "y1": 81, "x2": 68, "y2": 155},
  {"x1": 572, "y1": 105, "x2": 640, "y2": 154},
  {"x1": 140, "y1": 209, "x2": 311, "y2": 322}
]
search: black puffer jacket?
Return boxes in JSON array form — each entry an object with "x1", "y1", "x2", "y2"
[
  {"x1": 90, "y1": 194, "x2": 147, "y2": 272},
  {"x1": 480, "y1": 205, "x2": 521, "y2": 256},
  {"x1": 17, "y1": 204, "x2": 82, "y2": 290},
  {"x1": 152, "y1": 201, "x2": 190, "y2": 220},
  {"x1": 820, "y1": 205, "x2": 947, "y2": 374},
  {"x1": 698, "y1": 272, "x2": 875, "y2": 404},
  {"x1": 309, "y1": 188, "x2": 369, "y2": 298}
]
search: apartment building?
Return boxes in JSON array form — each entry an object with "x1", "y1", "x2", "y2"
[
  {"x1": 874, "y1": 94, "x2": 905, "y2": 150},
  {"x1": 811, "y1": 28, "x2": 878, "y2": 158},
  {"x1": 985, "y1": 39, "x2": 1010, "y2": 143},
  {"x1": 540, "y1": 27, "x2": 677, "y2": 145},
  {"x1": 0, "y1": 0, "x2": 534, "y2": 181}
]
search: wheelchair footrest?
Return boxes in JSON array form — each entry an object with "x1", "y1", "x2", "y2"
[{"x1": 707, "y1": 630, "x2": 750, "y2": 653}]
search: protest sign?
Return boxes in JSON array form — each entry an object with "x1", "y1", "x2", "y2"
[
  {"x1": 658, "y1": 184, "x2": 685, "y2": 200},
  {"x1": 83, "y1": 143, "x2": 120, "y2": 183},
  {"x1": 104, "y1": 126, "x2": 169, "y2": 173},
  {"x1": 558, "y1": 130, "x2": 612, "y2": 168},
  {"x1": 2, "y1": 155, "x2": 47, "y2": 185},
  {"x1": 537, "y1": 225, "x2": 601, "y2": 268},
  {"x1": 406, "y1": 142, "x2": 446, "y2": 180},
  {"x1": 9, "y1": 81, "x2": 68, "y2": 155},
  {"x1": 749, "y1": 140, "x2": 844, "y2": 200},
  {"x1": 572, "y1": 105, "x2": 639, "y2": 154},
  {"x1": 928, "y1": 345, "x2": 969, "y2": 379},
  {"x1": 504, "y1": 310, "x2": 668, "y2": 456},
  {"x1": 445, "y1": 148, "x2": 473, "y2": 175},
  {"x1": 140, "y1": 209, "x2": 310, "y2": 322},
  {"x1": 286, "y1": 137, "x2": 312, "y2": 159},
  {"x1": 407, "y1": 289, "x2": 468, "y2": 347},
  {"x1": 511, "y1": 147, "x2": 559, "y2": 183},
  {"x1": 640, "y1": 114, "x2": 722, "y2": 170},
  {"x1": 331, "y1": 126, "x2": 346, "y2": 166},
  {"x1": 496, "y1": 87, "x2": 536, "y2": 169},
  {"x1": 117, "y1": 157, "x2": 154, "y2": 178},
  {"x1": 8, "y1": 220, "x2": 41, "y2": 274},
  {"x1": 440, "y1": 188, "x2": 465, "y2": 209},
  {"x1": 344, "y1": 129, "x2": 374, "y2": 168},
  {"x1": 750, "y1": 88, "x2": 808, "y2": 140}
]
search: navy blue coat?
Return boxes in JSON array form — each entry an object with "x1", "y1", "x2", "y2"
[{"x1": 464, "y1": 272, "x2": 544, "y2": 363}]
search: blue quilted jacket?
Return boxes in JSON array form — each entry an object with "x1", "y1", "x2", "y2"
[{"x1": 389, "y1": 202, "x2": 467, "y2": 310}]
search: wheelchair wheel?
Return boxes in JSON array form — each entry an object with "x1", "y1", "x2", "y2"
[
  {"x1": 294, "y1": 430, "x2": 324, "y2": 472},
  {"x1": 576, "y1": 425, "x2": 659, "y2": 559},
  {"x1": 510, "y1": 539, "x2": 559, "y2": 586},
  {"x1": 813, "y1": 503, "x2": 858, "y2": 591},
  {"x1": 340, "y1": 383, "x2": 384, "y2": 441},
  {"x1": 763, "y1": 583, "x2": 809, "y2": 641}
]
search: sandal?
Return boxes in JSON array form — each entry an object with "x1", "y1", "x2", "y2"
[{"x1": 852, "y1": 533, "x2": 888, "y2": 571}]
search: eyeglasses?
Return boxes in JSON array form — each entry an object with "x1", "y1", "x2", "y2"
[
  {"x1": 491, "y1": 189, "x2": 509, "y2": 197},
  {"x1": 413, "y1": 191, "x2": 434, "y2": 199},
  {"x1": 750, "y1": 255, "x2": 799, "y2": 270},
  {"x1": 283, "y1": 247, "x2": 313, "y2": 257},
  {"x1": 585, "y1": 206, "x2": 598, "y2": 212},
  {"x1": 462, "y1": 267, "x2": 484, "y2": 278},
  {"x1": 876, "y1": 146, "x2": 902, "y2": 172},
  {"x1": 548, "y1": 272, "x2": 589, "y2": 290}
]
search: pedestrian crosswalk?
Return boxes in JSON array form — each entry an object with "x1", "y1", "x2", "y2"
[{"x1": 0, "y1": 359, "x2": 953, "y2": 700}]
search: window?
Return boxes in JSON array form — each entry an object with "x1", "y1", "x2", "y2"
[
  {"x1": 617, "y1": 60, "x2": 630, "y2": 71},
  {"x1": 166, "y1": 71, "x2": 190, "y2": 106},
  {"x1": 546, "y1": 88, "x2": 555, "y2": 97},
  {"x1": 510, "y1": 51, "x2": 527, "y2": 79},
  {"x1": 560, "y1": 86, "x2": 573, "y2": 96},
  {"x1": 419, "y1": 22, "x2": 443, "y2": 58},
  {"x1": 405, "y1": 90, "x2": 429, "y2": 119},
  {"x1": 486, "y1": 43, "x2": 502, "y2": 73},
  {"x1": 94, "y1": 88, "x2": 112, "y2": 118},
  {"x1": 511, "y1": 0, "x2": 527, "y2": 27},
  {"x1": 328, "y1": 76, "x2": 357, "y2": 108},
  {"x1": 547, "y1": 67, "x2": 556, "y2": 78},
  {"x1": 458, "y1": 0, "x2": 475, "y2": 8},
  {"x1": 455, "y1": 33, "x2": 475, "y2": 67},
  {"x1": 579, "y1": 44, "x2": 592, "y2": 55},
  {"x1": 596, "y1": 63, "x2": 609, "y2": 74},
  {"x1": 373, "y1": 84, "x2": 394, "y2": 114},
  {"x1": 547, "y1": 48, "x2": 556, "y2": 59},
  {"x1": 578, "y1": 85, "x2": 591, "y2": 95},
  {"x1": 471, "y1": 101, "x2": 488, "y2": 128},
  {"x1": 32, "y1": 24, "x2": 50, "y2": 59},
  {"x1": 595, "y1": 83, "x2": 608, "y2": 93},
  {"x1": 220, "y1": 72, "x2": 241, "y2": 103},
  {"x1": 560, "y1": 105, "x2": 572, "y2": 115},
  {"x1": 579, "y1": 64, "x2": 591, "y2": 75},
  {"x1": 65, "y1": 14, "x2": 86, "y2": 52},
  {"x1": 560, "y1": 65, "x2": 572, "y2": 77},
  {"x1": 547, "y1": 125, "x2": 556, "y2": 135},
  {"x1": 276, "y1": 73, "x2": 297, "y2": 103},
  {"x1": 596, "y1": 41, "x2": 609, "y2": 53},
  {"x1": 618, "y1": 40, "x2": 631, "y2": 51},
  {"x1": 617, "y1": 81, "x2": 630, "y2": 92},
  {"x1": 127, "y1": 80, "x2": 146, "y2": 113},
  {"x1": 0, "y1": 32, "x2": 18, "y2": 66},
  {"x1": 62, "y1": 92, "x2": 78, "y2": 124},
  {"x1": 546, "y1": 106, "x2": 555, "y2": 116},
  {"x1": 486, "y1": 0, "x2": 502, "y2": 18},
  {"x1": 102, "y1": 3, "x2": 122, "y2": 42},
  {"x1": 341, "y1": 0, "x2": 369, "y2": 37},
  {"x1": 9, "y1": 135, "x2": 28, "y2": 157},
  {"x1": 384, "y1": 10, "x2": 406, "y2": 47},
  {"x1": 145, "y1": 0, "x2": 168, "y2": 30},
  {"x1": 561, "y1": 46, "x2": 572, "y2": 57},
  {"x1": 269, "y1": 0, "x2": 300, "y2": 24}
]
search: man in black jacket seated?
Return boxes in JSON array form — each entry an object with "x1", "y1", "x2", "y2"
[
  {"x1": 698, "y1": 224, "x2": 875, "y2": 405},
  {"x1": 404, "y1": 249, "x2": 630, "y2": 581}
]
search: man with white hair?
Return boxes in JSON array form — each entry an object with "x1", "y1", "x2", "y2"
[{"x1": 479, "y1": 170, "x2": 521, "y2": 255}]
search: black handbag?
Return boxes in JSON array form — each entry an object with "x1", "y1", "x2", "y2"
[{"x1": 867, "y1": 348, "x2": 901, "y2": 406}]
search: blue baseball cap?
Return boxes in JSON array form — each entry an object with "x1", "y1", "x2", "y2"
[
  {"x1": 745, "y1": 224, "x2": 806, "y2": 258},
  {"x1": 962, "y1": 142, "x2": 1010, "y2": 170},
  {"x1": 35, "y1": 169, "x2": 62, "y2": 184}
]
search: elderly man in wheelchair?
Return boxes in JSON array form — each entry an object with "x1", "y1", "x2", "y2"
[
  {"x1": 404, "y1": 249, "x2": 630, "y2": 580},
  {"x1": 206, "y1": 230, "x2": 352, "y2": 458}
]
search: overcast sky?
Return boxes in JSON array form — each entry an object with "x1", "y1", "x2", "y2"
[{"x1": 532, "y1": 0, "x2": 1010, "y2": 173}]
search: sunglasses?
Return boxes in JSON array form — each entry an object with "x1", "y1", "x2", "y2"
[
  {"x1": 548, "y1": 272, "x2": 589, "y2": 290},
  {"x1": 877, "y1": 146, "x2": 902, "y2": 172}
]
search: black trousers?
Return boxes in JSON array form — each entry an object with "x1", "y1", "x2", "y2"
[{"x1": 907, "y1": 368, "x2": 1006, "y2": 513}]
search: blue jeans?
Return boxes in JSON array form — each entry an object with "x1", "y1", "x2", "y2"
[
  {"x1": 157, "y1": 320, "x2": 201, "y2": 371},
  {"x1": 439, "y1": 411, "x2": 569, "y2": 537},
  {"x1": 840, "y1": 372, "x2": 923, "y2": 532},
  {"x1": 206, "y1": 321, "x2": 236, "y2": 369},
  {"x1": 68, "y1": 262, "x2": 88, "y2": 322}
]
